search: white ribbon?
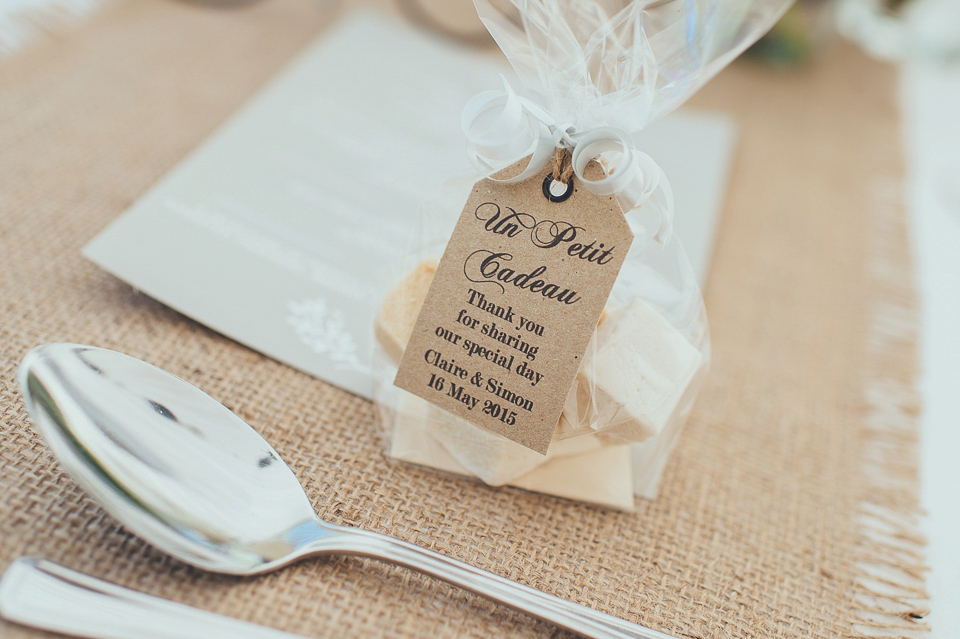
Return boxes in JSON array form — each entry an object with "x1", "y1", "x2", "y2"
[{"x1": 461, "y1": 79, "x2": 674, "y2": 243}]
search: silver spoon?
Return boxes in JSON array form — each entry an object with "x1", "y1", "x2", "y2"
[{"x1": 18, "y1": 343, "x2": 673, "y2": 639}]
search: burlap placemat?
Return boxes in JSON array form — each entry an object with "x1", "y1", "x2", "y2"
[{"x1": 0, "y1": 1, "x2": 930, "y2": 637}]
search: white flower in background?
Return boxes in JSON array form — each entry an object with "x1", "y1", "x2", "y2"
[
  {"x1": 287, "y1": 298, "x2": 369, "y2": 374},
  {"x1": 1, "y1": 0, "x2": 104, "y2": 58}
]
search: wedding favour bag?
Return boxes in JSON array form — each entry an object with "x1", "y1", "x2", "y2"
[{"x1": 373, "y1": 0, "x2": 790, "y2": 509}]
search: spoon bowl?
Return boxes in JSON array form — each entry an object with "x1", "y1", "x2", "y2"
[
  {"x1": 18, "y1": 343, "x2": 671, "y2": 639},
  {"x1": 19, "y1": 343, "x2": 335, "y2": 574}
]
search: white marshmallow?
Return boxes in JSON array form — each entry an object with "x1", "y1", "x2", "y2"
[
  {"x1": 389, "y1": 393, "x2": 635, "y2": 510},
  {"x1": 567, "y1": 297, "x2": 702, "y2": 443},
  {"x1": 375, "y1": 258, "x2": 438, "y2": 364}
]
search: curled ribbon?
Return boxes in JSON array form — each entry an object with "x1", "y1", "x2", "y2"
[{"x1": 461, "y1": 79, "x2": 674, "y2": 243}]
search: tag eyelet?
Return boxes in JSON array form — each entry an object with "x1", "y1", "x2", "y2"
[{"x1": 542, "y1": 173, "x2": 574, "y2": 203}]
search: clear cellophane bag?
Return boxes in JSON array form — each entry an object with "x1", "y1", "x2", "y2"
[{"x1": 372, "y1": 0, "x2": 791, "y2": 509}]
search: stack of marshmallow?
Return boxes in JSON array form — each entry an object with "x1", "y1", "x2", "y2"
[{"x1": 376, "y1": 259, "x2": 702, "y2": 510}]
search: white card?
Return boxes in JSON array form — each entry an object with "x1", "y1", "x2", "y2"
[{"x1": 83, "y1": 9, "x2": 735, "y2": 399}]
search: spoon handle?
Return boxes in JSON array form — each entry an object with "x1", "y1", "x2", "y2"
[
  {"x1": 331, "y1": 527, "x2": 676, "y2": 639},
  {"x1": 0, "y1": 558, "x2": 305, "y2": 639}
]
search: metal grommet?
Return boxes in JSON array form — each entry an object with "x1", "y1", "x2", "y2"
[{"x1": 542, "y1": 173, "x2": 575, "y2": 203}]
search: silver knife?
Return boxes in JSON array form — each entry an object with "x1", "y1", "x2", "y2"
[{"x1": 0, "y1": 558, "x2": 308, "y2": 639}]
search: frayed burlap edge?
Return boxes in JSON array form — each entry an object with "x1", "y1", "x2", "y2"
[{"x1": 850, "y1": 177, "x2": 930, "y2": 638}]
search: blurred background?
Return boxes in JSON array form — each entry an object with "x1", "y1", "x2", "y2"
[{"x1": 3, "y1": 0, "x2": 960, "y2": 62}]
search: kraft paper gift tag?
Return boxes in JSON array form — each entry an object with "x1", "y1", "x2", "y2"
[{"x1": 395, "y1": 159, "x2": 633, "y2": 453}]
